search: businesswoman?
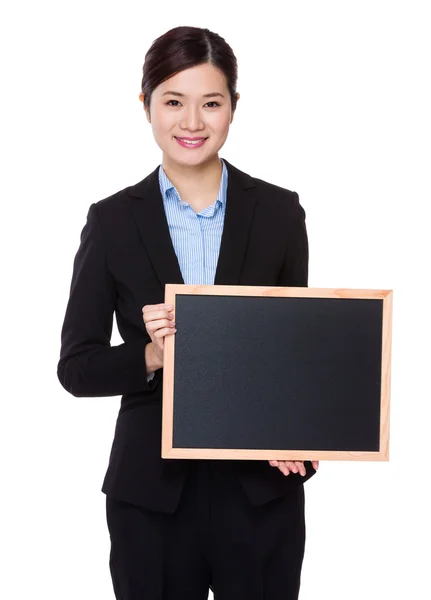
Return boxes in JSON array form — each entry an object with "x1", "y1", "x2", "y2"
[{"x1": 58, "y1": 25, "x2": 319, "y2": 600}]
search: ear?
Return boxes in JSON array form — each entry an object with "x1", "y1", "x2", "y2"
[
  {"x1": 139, "y1": 92, "x2": 151, "y2": 123},
  {"x1": 230, "y1": 92, "x2": 240, "y2": 123}
]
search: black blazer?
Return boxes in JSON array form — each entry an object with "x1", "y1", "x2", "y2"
[{"x1": 57, "y1": 157, "x2": 317, "y2": 513}]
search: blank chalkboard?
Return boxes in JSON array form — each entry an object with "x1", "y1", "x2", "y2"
[{"x1": 161, "y1": 285, "x2": 392, "y2": 461}]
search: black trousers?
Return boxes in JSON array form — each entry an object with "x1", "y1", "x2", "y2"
[{"x1": 105, "y1": 460, "x2": 306, "y2": 599}]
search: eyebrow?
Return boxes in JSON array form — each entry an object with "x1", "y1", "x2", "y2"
[{"x1": 162, "y1": 91, "x2": 225, "y2": 99}]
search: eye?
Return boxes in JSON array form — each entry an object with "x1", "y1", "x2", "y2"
[{"x1": 166, "y1": 100, "x2": 220, "y2": 108}]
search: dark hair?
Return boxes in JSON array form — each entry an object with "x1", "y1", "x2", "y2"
[{"x1": 141, "y1": 26, "x2": 238, "y2": 113}]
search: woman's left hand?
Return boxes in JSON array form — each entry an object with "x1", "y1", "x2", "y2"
[{"x1": 268, "y1": 460, "x2": 319, "y2": 476}]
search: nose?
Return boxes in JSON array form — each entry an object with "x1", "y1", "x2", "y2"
[{"x1": 180, "y1": 105, "x2": 204, "y2": 132}]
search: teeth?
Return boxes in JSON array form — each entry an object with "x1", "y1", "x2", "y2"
[{"x1": 177, "y1": 138, "x2": 204, "y2": 144}]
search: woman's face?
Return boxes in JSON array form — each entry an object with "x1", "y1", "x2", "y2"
[{"x1": 139, "y1": 63, "x2": 239, "y2": 167}]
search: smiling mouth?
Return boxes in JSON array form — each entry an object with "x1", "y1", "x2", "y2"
[
  {"x1": 175, "y1": 136, "x2": 208, "y2": 141},
  {"x1": 174, "y1": 137, "x2": 208, "y2": 148}
]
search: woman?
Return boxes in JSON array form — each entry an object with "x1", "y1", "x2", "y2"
[{"x1": 58, "y1": 25, "x2": 319, "y2": 600}]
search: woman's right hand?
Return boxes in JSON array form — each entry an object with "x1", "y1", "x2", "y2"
[{"x1": 142, "y1": 303, "x2": 176, "y2": 368}]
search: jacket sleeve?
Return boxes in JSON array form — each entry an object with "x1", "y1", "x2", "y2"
[
  {"x1": 57, "y1": 202, "x2": 159, "y2": 397},
  {"x1": 277, "y1": 192, "x2": 309, "y2": 288}
]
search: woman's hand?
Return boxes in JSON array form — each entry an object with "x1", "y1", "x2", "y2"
[
  {"x1": 269, "y1": 460, "x2": 319, "y2": 476},
  {"x1": 142, "y1": 303, "x2": 176, "y2": 369}
]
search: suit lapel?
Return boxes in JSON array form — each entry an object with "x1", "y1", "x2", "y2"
[
  {"x1": 128, "y1": 164, "x2": 185, "y2": 286},
  {"x1": 128, "y1": 157, "x2": 258, "y2": 287}
]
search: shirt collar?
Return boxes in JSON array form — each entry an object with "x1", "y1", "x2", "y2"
[{"x1": 158, "y1": 158, "x2": 228, "y2": 207}]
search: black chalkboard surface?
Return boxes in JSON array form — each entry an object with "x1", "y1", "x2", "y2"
[{"x1": 162, "y1": 285, "x2": 392, "y2": 461}]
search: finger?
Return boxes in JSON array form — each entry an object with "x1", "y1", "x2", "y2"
[
  {"x1": 312, "y1": 460, "x2": 319, "y2": 470},
  {"x1": 145, "y1": 318, "x2": 176, "y2": 332},
  {"x1": 142, "y1": 303, "x2": 173, "y2": 313},
  {"x1": 269, "y1": 461, "x2": 279, "y2": 467},
  {"x1": 153, "y1": 327, "x2": 177, "y2": 338},
  {"x1": 143, "y1": 310, "x2": 175, "y2": 324},
  {"x1": 279, "y1": 463, "x2": 290, "y2": 476},
  {"x1": 295, "y1": 461, "x2": 306, "y2": 476},
  {"x1": 284, "y1": 461, "x2": 298, "y2": 473},
  {"x1": 276, "y1": 461, "x2": 290, "y2": 476}
]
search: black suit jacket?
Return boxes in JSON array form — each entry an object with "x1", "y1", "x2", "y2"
[{"x1": 57, "y1": 157, "x2": 317, "y2": 513}]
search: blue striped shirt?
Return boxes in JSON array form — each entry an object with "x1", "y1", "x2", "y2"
[{"x1": 158, "y1": 158, "x2": 228, "y2": 285}]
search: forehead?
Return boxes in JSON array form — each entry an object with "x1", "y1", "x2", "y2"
[{"x1": 155, "y1": 63, "x2": 228, "y2": 96}]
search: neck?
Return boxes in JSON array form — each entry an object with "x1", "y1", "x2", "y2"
[{"x1": 161, "y1": 154, "x2": 223, "y2": 196}]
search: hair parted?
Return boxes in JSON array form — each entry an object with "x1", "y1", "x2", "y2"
[{"x1": 141, "y1": 26, "x2": 238, "y2": 112}]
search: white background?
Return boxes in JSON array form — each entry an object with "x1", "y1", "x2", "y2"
[{"x1": 1, "y1": 1, "x2": 430, "y2": 598}]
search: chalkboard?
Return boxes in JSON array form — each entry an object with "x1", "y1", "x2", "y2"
[{"x1": 161, "y1": 285, "x2": 392, "y2": 461}]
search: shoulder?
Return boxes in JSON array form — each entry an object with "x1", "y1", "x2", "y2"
[
  {"x1": 93, "y1": 183, "x2": 137, "y2": 215},
  {"x1": 79, "y1": 188, "x2": 132, "y2": 245},
  {"x1": 253, "y1": 174, "x2": 300, "y2": 204},
  {"x1": 92, "y1": 163, "x2": 160, "y2": 217},
  {"x1": 226, "y1": 160, "x2": 304, "y2": 218},
  {"x1": 81, "y1": 181, "x2": 145, "y2": 244},
  {"x1": 225, "y1": 159, "x2": 302, "y2": 206},
  {"x1": 87, "y1": 167, "x2": 155, "y2": 230}
]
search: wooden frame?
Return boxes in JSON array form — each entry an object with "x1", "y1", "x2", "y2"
[{"x1": 162, "y1": 285, "x2": 392, "y2": 461}]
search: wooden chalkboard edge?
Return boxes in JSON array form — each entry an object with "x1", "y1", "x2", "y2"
[
  {"x1": 160, "y1": 448, "x2": 386, "y2": 461},
  {"x1": 380, "y1": 290, "x2": 393, "y2": 461},
  {"x1": 161, "y1": 284, "x2": 177, "y2": 458},
  {"x1": 164, "y1": 284, "x2": 392, "y2": 300}
]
